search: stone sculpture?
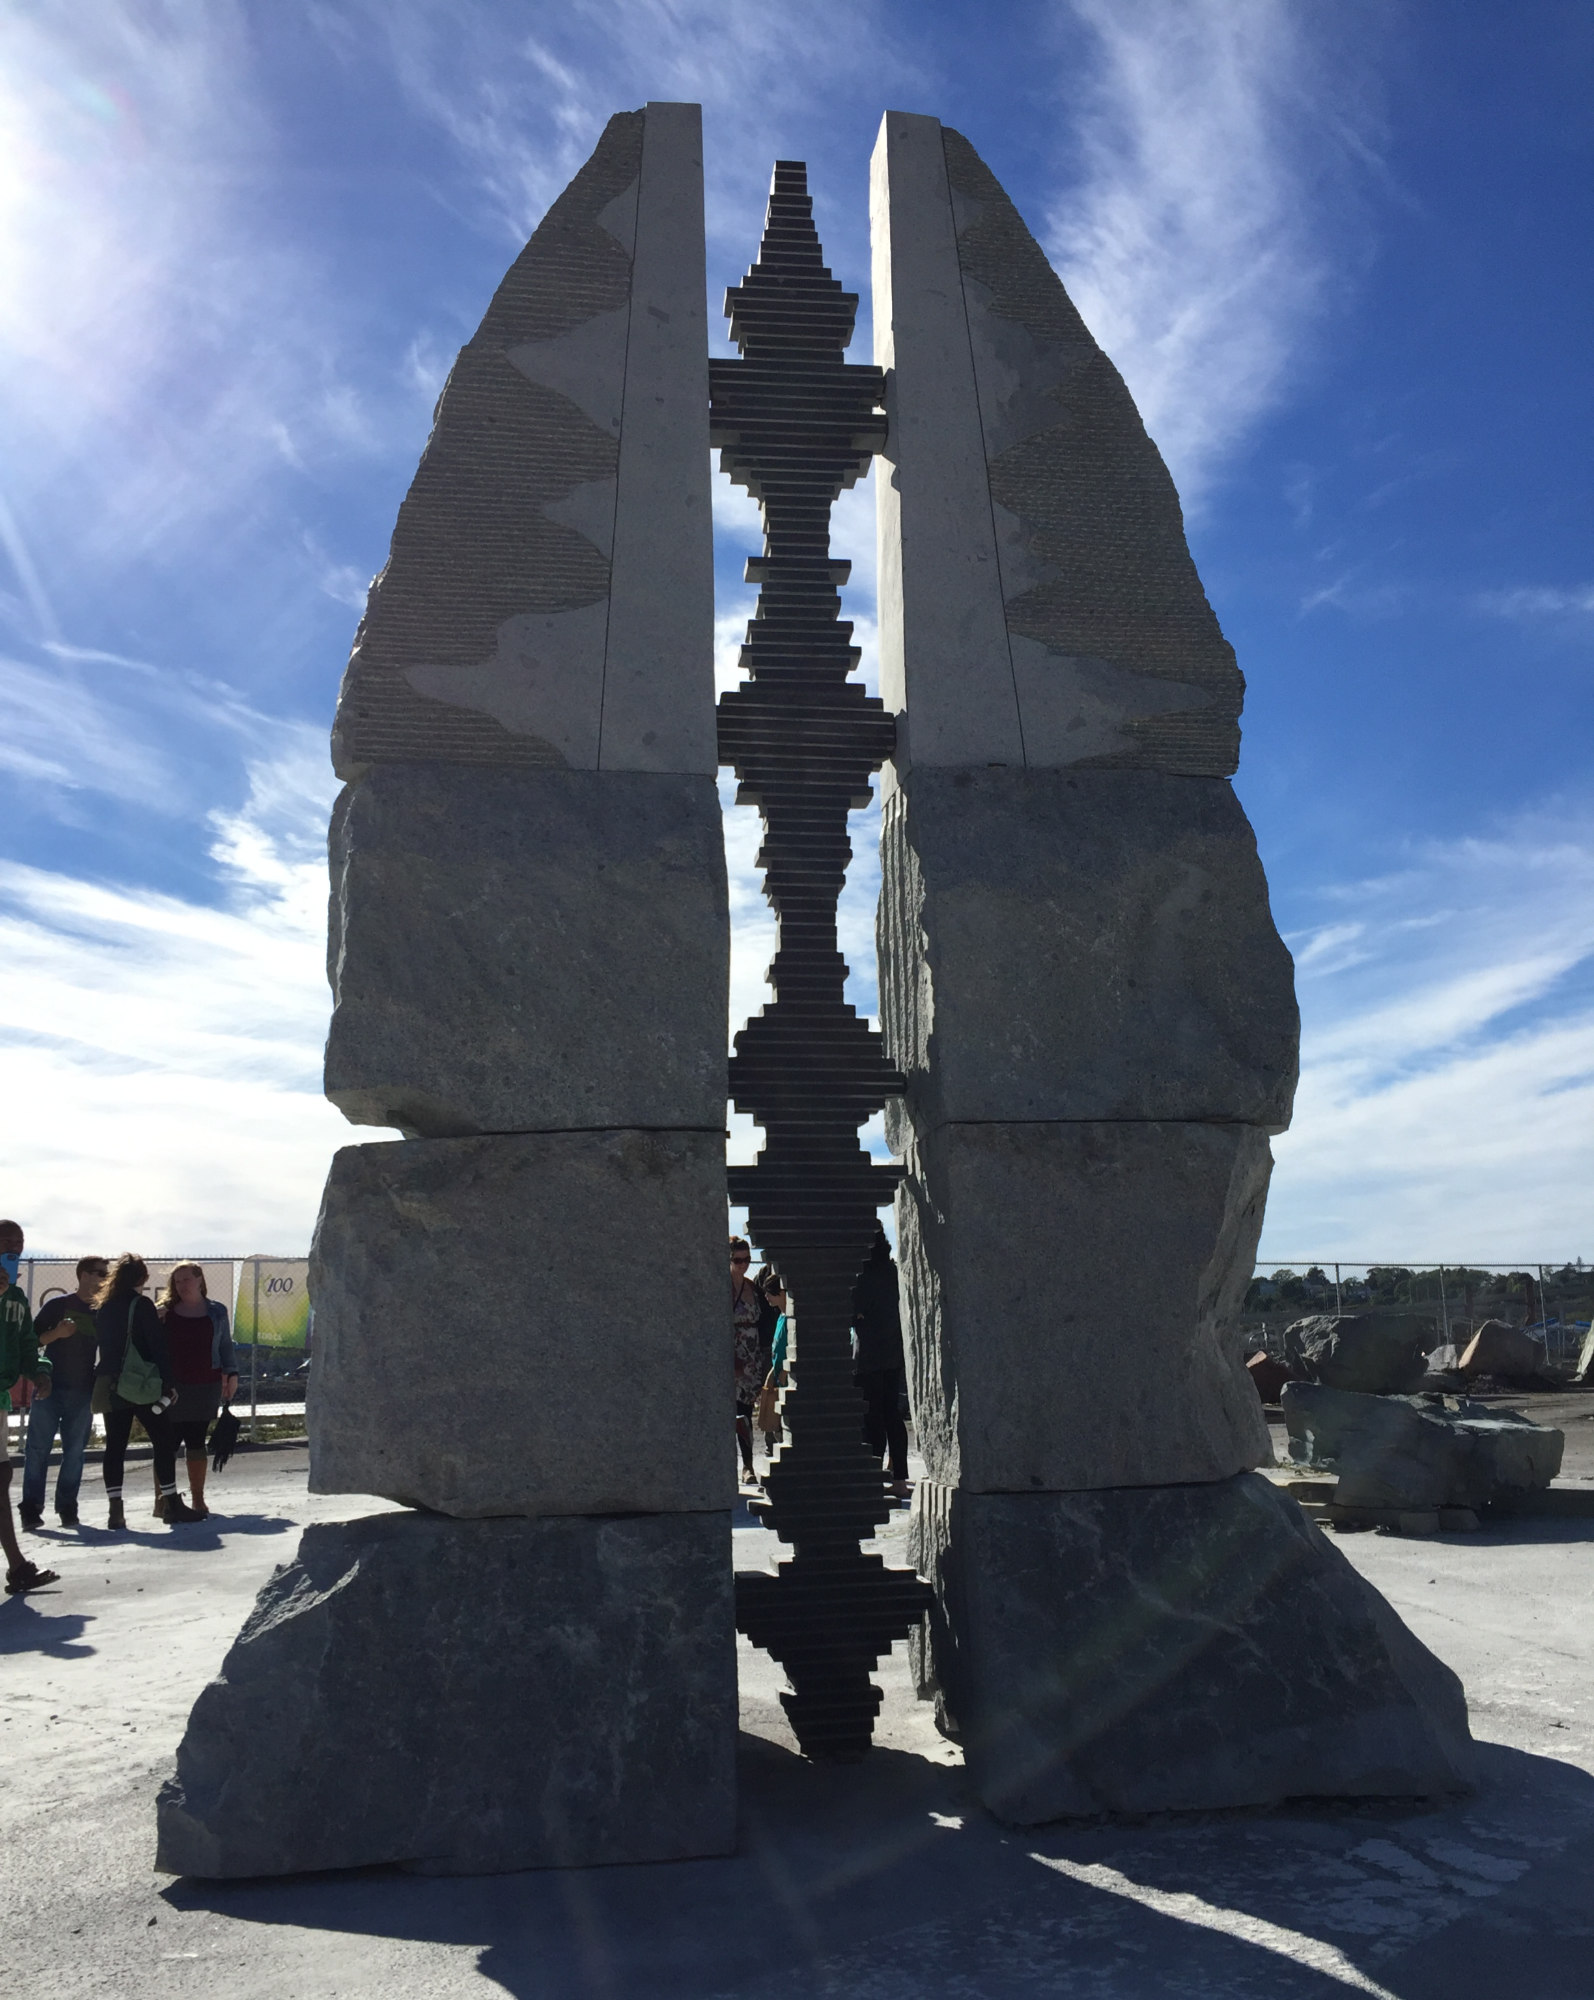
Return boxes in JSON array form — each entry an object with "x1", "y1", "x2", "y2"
[
  {"x1": 712, "y1": 161, "x2": 930, "y2": 1759},
  {"x1": 155, "y1": 102, "x2": 1478, "y2": 1878},
  {"x1": 157, "y1": 103, "x2": 736, "y2": 1879},
  {"x1": 870, "y1": 109, "x2": 1475, "y2": 1819}
]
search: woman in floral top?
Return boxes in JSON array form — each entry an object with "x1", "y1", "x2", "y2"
[{"x1": 731, "y1": 1237, "x2": 763, "y2": 1487}]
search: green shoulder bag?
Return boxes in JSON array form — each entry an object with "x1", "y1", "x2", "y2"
[{"x1": 116, "y1": 1300, "x2": 165, "y2": 1408}]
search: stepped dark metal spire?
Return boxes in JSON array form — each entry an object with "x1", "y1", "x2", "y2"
[{"x1": 713, "y1": 161, "x2": 931, "y2": 1761}]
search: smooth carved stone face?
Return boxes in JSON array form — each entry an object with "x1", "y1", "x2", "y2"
[
  {"x1": 330, "y1": 104, "x2": 714, "y2": 778},
  {"x1": 155, "y1": 1509, "x2": 737, "y2": 1878},
  {"x1": 879, "y1": 768, "x2": 1299, "y2": 1136},
  {"x1": 894, "y1": 1118, "x2": 1274, "y2": 1494},
  {"x1": 308, "y1": 1128, "x2": 730, "y2": 1519},
  {"x1": 324, "y1": 765, "x2": 729, "y2": 1138},
  {"x1": 908, "y1": 1475, "x2": 1476, "y2": 1824},
  {"x1": 332, "y1": 111, "x2": 642, "y2": 775}
]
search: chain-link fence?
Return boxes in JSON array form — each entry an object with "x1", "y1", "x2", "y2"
[{"x1": 1240, "y1": 1261, "x2": 1593, "y2": 1372}]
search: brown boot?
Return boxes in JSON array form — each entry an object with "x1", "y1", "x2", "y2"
[
  {"x1": 107, "y1": 1497, "x2": 126, "y2": 1531},
  {"x1": 162, "y1": 1495, "x2": 203, "y2": 1525}
]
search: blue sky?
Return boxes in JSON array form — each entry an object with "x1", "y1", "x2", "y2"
[{"x1": 1, "y1": 1, "x2": 1588, "y2": 1260}]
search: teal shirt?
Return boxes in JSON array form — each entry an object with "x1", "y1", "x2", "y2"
[{"x1": 769, "y1": 1313, "x2": 788, "y2": 1378}]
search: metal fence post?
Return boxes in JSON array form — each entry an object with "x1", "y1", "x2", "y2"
[
  {"x1": 249, "y1": 1258, "x2": 260, "y2": 1441},
  {"x1": 1438, "y1": 1265, "x2": 1449, "y2": 1344},
  {"x1": 1334, "y1": 1263, "x2": 1342, "y2": 1316}
]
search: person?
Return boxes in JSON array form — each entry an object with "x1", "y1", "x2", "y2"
[
  {"x1": 93, "y1": 1253, "x2": 199, "y2": 1528},
  {"x1": 0, "y1": 1218, "x2": 59, "y2": 1593},
  {"x1": 852, "y1": 1225, "x2": 910, "y2": 1500},
  {"x1": 156, "y1": 1263, "x2": 238, "y2": 1520},
  {"x1": 730, "y1": 1236, "x2": 763, "y2": 1486},
  {"x1": 759, "y1": 1272, "x2": 788, "y2": 1457},
  {"x1": 20, "y1": 1255, "x2": 107, "y2": 1530}
]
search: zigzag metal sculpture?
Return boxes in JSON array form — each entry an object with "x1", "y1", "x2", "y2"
[{"x1": 714, "y1": 160, "x2": 931, "y2": 1760}]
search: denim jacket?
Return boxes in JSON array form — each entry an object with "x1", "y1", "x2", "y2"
[{"x1": 202, "y1": 1299, "x2": 237, "y2": 1374}]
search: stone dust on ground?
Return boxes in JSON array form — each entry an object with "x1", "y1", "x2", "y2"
[{"x1": 4, "y1": 1441, "x2": 1594, "y2": 1999}]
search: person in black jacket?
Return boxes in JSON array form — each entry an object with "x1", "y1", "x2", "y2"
[
  {"x1": 852, "y1": 1226, "x2": 910, "y2": 1500},
  {"x1": 93, "y1": 1254, "x2": 198, "y2": 1528}
]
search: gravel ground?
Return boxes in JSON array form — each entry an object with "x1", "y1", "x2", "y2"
[{"x1": 4, "y1": 1442, "x2": 1593, "y2": 1999}]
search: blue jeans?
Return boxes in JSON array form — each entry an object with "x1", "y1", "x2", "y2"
[{"x1": 22, "y1": 1386, "x2": 95, "y2": 1516}]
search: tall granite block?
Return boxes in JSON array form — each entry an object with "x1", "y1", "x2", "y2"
[
  {"x1": 872, "y1": 111, "x2": 1242, "y2": 778},
  {"x1": 156, "y1": 1509, "x2": 736, "y2": 1878},
  {"x1": 309, "y1": 1127, "x2": 729, "y2": 1518},
  {"x1": 871, "y1": 114, "x2": 1466, "y2": 1811},
  {"x1": 166, "y1": 106, "x2": 733, "y2": 1881},
  {"x1": 324, "y1": 766, "x2": 728, "y2": 1136},
  {"x1": 895, "y1": 1120, "x2": 1272, "y2": 1492},
  {"x1": 879, "y1": 766, "x2": 1297, "y2": 1141},
  {"x1": 908, "y1": 1476, "x2": 1476, "y2": 1824}
]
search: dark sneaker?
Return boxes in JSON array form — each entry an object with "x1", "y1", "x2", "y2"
[
  {"x1": 17, "y1": 1505, "x2": 43, "y2": 1530},
  {"x1": 55, "y1": 1506, "x2": 79, "y2": 1528}
]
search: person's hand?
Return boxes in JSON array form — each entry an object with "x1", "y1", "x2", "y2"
[
  {"x1": 32, "y1": 1375, "x2": 51, "y2": 1398},
  {"x1": 222, "y1": 1373, "x2": 239, "y2": 1400}
]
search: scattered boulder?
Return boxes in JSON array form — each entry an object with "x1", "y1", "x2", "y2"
[
  {"x1": 1458, "y1": 1320, "x2": 1546, "y2": 1382},
  {"x1": 1246, "y1": 1351, "x2": 1292, "y2": 1404},
  {"x1": 1282, "y1": 1381, "x2": 1563, "y2": 1512},
  {"x1": 1285, "y1": 1312, "x2": 1435, "y2": 1395}
]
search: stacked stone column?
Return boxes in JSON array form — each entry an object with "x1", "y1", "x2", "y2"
[
  {"x1": 156, "y1": 104, "x2": 736, "y2": 1879},
  {"x1": 871, "y1": 112, "x2": 1473, "y2": 1821}
]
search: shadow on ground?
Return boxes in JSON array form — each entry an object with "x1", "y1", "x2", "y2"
[
  {"x1": 163, "y1": 1733, "x2": 1594, "y2": 1999},
  {"x1": 0, "y1": 1597, "x2": 95, "y2": 1657}
]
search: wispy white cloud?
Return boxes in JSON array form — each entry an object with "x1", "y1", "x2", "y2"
[
  {"x1": 1262, "y1": 806, "x2": 1594, "y2": 1258},
  {"x1": 1473, "y1": 584, "x2": 1594, "y2": 620},
  {"x1": 1046, "y1": 0, "x2": 1382, "y2": 507},
  {"x1": 1, "y1": 730, "x2": 347, "y2": 1251}
]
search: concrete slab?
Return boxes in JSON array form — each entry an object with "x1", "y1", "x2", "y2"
[{"x1": 7, "y1": 1446, "x2": 1594, "y2": 1997}]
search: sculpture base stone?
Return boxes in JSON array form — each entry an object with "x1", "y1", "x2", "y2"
[
  {"x1": 909, "y1": 1474, "x2": 1475, "y2": 1826},
  {"x1": 156, "y1": 1509, "x2": 736, "y2": 1879}
]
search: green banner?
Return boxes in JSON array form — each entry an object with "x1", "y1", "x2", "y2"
[{"x1": 234, "y1": 1259, "x2": 311, "y2": 1349}]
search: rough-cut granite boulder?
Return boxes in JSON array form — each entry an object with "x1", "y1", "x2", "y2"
[
  {"x1": 1285, "y1": 1311, "x2": 1435, "y2": 1395},
  {"x1": 156, "y1": 1509, "x2": 736, "y2": 1878},
  {"x1": 895, "y1": 1119, "x2": 1272, "y2": 1492},
  {"x1": 878, "y1": 768, "x2": 1298, "y2": 1141},
  {"x1": 1283, "y1": 1382, "x2": 1563, "y2": 1510},
  {"x1": 310, "y1": 1128, "x2": 729, "y2": 1517},
  {"x1": 1458, "y1": 1320, "x2": 1547, "y2": 1381},
  {"x1": 324, "y1": 765, "x2": 728, "y2": 1137},
  {"x1": 909, "y1": 1473, "x2": 1475, "y2": 1824}
]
